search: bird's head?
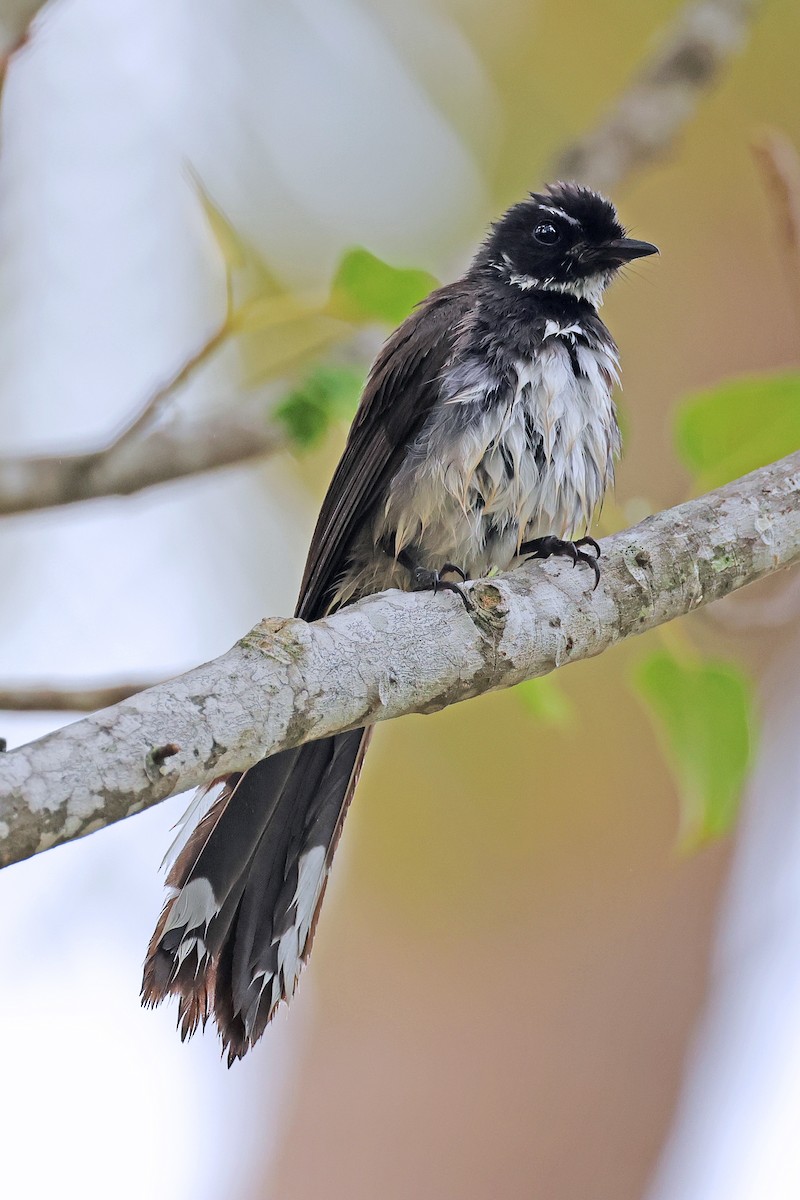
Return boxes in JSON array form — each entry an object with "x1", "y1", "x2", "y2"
[{"x1": 478, "y1": 182, "x2": 658, "y2": 306}]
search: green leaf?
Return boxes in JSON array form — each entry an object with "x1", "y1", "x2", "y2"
[
  {"x1": 516, "y1": 676, "x2": 575, "y2": 727},
  {"x1": 675, "y1": 372, "x2": 800, "y2": 490},
  {"x1": 275, "y1": 365, "x2": 365, "y2": 448},
  {"x1": 328, "y1": 247, "x2": 438, "y2": 326},
  {"x1": 633, "y1": 650, "x2": 755, "y2": 847}
]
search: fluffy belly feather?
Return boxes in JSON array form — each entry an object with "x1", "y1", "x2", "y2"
[{"x1": 335, "y1": 332, "x2": 620, "y2": 605}]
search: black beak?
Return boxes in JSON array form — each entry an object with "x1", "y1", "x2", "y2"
[{"x1": 606, "y1": 237, "x2": 659, "y2": 262}]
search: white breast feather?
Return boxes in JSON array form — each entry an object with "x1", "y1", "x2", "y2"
[
  {"x1": 339, "y1": 330, "x2": 621, "y2": 601},
  {"x1": 433, "y1": 335, "x2": 618, "y2": 556},
  {"x1": 511, "y1": 335, "x2": 619, "y2": 538}
]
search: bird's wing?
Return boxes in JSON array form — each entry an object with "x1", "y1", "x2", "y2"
[{"x1": 295, "y1": 280, "x2": 470, "y2": 620}]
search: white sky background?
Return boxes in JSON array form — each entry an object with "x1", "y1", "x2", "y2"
[{"x1": 0, "y1": 1, "x2": 487, "y2": 1196}]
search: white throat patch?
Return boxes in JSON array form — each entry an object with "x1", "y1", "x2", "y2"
[{"x1": 499, "y1": 257, "x2": 611, "y2": 308}]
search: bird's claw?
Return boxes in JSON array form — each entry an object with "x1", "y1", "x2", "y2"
[
  {"x1": 574, "y1": 535, "x2": 601, "y2": 559},
  {"x1": 438, "y1": 562, "x2": 467, "y2": 582},
  {"x1": 519, "y1": 535, "x2": 602, "y2": 590},
  {"x1": 413, "y1": 564, "x2": 472, "y2": 610}
]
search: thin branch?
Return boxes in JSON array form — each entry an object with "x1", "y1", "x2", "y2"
[
  {"x1": 105, "y1": 318, "x2": 231, "y2": 453},
  {"x1": 0, "y1": 388, "x2": 288, "y2": 515},
  {"x1": 752, "y1": 130, "x2": 800, "y2": 330},
  {"x1": 1, "y1": 451, "x2": 797, "y2": 869},
  {"x1": 0, "y1": 1, "x2": 48, "y2": 88},
  {"x1": 0, "y1": 679, "x2": 160, "y2": 712},
  {"x1": 0, "y1": 292, "x2": 346, "y2": 516},
  {"x1": 553, "y1": 0, "x2": 759, "y2": 191},
  {"x1": 0, "y1": 318, "x2": 229, "y2": 516}
]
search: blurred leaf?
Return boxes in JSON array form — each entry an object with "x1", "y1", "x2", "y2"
[
  {"x1": 516, "y1": 675, "x2": 575, "y2": 727},
  {"x1": 633, "y1": 650, "x2": 754, "y2": 847},
  {"x1": 234, "y1": 294, "x2": 323, "y2": 334},
  {"x1": 675, "y1": 372, "x2": 800, "y2": 490},
  {"x1": 197, "y1": 184, "x2": 248, "y2": 273},
  {"x1": 234, "y1": 291, "x2": 348, "y2": 384},
  {"x1": 275, "y1": 365, "x2": 365, "y2": 448},
  {"x1": 193, "y1": 175, "x2": 289, "y2": 300},
  {"x1": 328, "y1": 247, "x2": 438, "y2": 326},
  {"x1": 240, "y1": 320, "x2": 346, "y2": 388}
]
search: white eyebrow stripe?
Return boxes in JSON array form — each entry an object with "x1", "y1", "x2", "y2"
[{"x1": 539, "y1": 205, "x2": 581, "y2": 227}]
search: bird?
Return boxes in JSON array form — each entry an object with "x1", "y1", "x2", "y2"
[{"x1": 141, "y1": 182, "x2": 658, "y2": 1062}]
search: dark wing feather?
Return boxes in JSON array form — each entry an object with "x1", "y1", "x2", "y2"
[{"x1": 296, "y1": 280, "x2": 470, "y2": 620}]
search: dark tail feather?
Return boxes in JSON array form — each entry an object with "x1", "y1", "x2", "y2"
[{"x1": 141, "y1": 728, "x2": 371, "y2": 1063}]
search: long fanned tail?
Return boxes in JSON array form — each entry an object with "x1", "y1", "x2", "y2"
[
  {"x1": 141, "y1": 729, "x2": 370, "y2": 1064},
  {"x1": 142, "y1": 279, "x2": 468, "y2": 1060}
]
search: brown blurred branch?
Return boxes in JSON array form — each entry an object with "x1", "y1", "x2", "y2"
[
  {"x1": 553, "y1": 0, "x2": 759, "y2": 191},
  {"x1": 1, "y1": 451, "x2": 797, "y2": 868},
  {"x1": 0, "y1": 1, "x2": 47, "y2": 87},
  {"x1": 0, "y1": 679, "x2": 160, "y2": 712},
  {"x1": 0, "y1": 320, "x2": 289, "y2": 516},
  {"x1": 0, "y1": 403, "x2": 287, "y2": 515},
  {"x1": 108, "y1": 318, "x2": 230, "y2": 453},
  {"x1": 752, "y1": 130, "x2": 800, "y2": 329}
]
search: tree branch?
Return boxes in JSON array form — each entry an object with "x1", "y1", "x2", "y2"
[
  {"x1": 752, "y1": 130, "x2": 800, "y2": 331},
  {"x1": 553, "y1": 0, "x2": 758, "y2": 191},
  {"x1": 1, "y1": 451, "x2": 797, "y2": 869},
  {"x1": 0, "y1": 395, "x2": 287, "y2": 515},
  {"x1": 0, "y1": 315, "x2": 290, "y2": 516},
  {"x1": 0, "y1": 1, "x2": 49, "y2": 85},
  {"x1": 0, "y1": 679, "x2": 160, "y2": 712}
]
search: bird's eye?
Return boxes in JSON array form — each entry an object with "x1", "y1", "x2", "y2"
[{"x1": 534, "y1": 222, "x2": 560, "y2": 245}]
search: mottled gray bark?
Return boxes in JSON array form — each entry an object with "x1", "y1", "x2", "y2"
[{"x1": 1, "y1": 451, "x2": 797, "y2": 869}]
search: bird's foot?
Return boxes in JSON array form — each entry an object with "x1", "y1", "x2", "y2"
[
  {"x1": 411, "y1": 562, "x2": 472, "y2": 610},
  {"x1": 519, "y1": 535, "x2": 601, "y2": 590},
  {"x1": 383, "y1": 537, "x2": 472, "y2": 610}
]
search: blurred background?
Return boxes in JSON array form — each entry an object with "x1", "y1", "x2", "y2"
[{"x1": 0, "y1": 1, "x2": 799, "y2": 1197}]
